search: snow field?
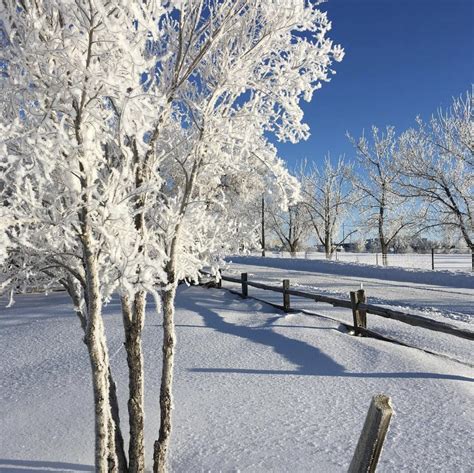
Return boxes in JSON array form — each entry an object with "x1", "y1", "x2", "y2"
[
  {"x1": 224, "y1": 257, "x2": 474, "y2": 364},
  {"x1": 1, "y1": 286, "x2": 473, "y2": 472},
  {"x1": 259, "y1": 251, "x2": 473, "y2": 272}
]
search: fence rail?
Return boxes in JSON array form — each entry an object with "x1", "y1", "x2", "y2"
[{"x1": 204, "y1": 271, "x2": 474, "y2": 341}]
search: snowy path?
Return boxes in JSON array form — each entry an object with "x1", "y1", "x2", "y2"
[{"x1": 1, "y1": 287, "x2": 473, "y2": 472}]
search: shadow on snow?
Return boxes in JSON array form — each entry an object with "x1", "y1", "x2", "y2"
[
  {"x1": 0, "y1": 459, "x2": 93, "y2": 472},
  {"x1": 179, "y1": 287, "x2": 472, "y2": 383}
]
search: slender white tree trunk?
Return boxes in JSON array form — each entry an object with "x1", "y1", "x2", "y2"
[
  {"x1": 121, "y1": 292, "x2": 146, "y2": 473},
  {"x1": 83, "y1": 236, "x2": 118, "y2": 472},
  {"x1": 152, "y1": 157, "x2": 196, "y2": 472},
  {"x1": 102, "y1": 333, "x2": 118, "y2": 473},
  {"x1": 108, "y1": 368, "x2": 128, "y2": 472},
  {"x1": 64, "y1": 277, "x2": 127, "y2": 471},
  {"x1": 153, "y1": 283, "x2": 177, "y2": 473}
]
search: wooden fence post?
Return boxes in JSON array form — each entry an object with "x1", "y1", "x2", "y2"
[
  {"x1": 357, "y1": 289, "x2": 367, "y2": 329},
  {"x1": 348, "y1": 395, "x2": 394, "y2": 473},
  {"x1": 216, "y1": 269, "x2": 222, "y2": 289},
  {"x1": 283, "y1": 279, "x2": 290, "y2": 312},
  {"x1": 350, "y1": 292, "x2": 358, "y2": 332},
  {"x1": 350, "y1": 289, "x2": 367, "y2": 334},
  {"x1": 431, "y1": 248, "x2": 435, "y2": 271},
  {"x1": 241, "y1": 273, "x2": 248, "y2": 298}
]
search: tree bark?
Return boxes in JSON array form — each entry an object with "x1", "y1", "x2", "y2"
[
  {"x1": 62, "y1": 276, "x2": 127, "y2": 471},
  {"x1": 108, "y1": 368, "x2": 128, "y2": 472},
  {"x1": 121, "y1": 292, "x2": 146, "y2": 473},
  {"x1": 82, "y1": 237, "x2": 117, "y2": 472},
  {"x1": 85, "y1": 309, "x2": 116, "y2": 472},
  {"x1": 325, "y1": 233, "x2": 332, "y2": 260},
  {"x1": 378, "y1": 207, "x2": 388, "y2": 266},
  {"x1": 153, "y1": 284, "x2": 177, "y2": 473},
  {"x1": 63, "y1": 277, "x2": 127, "y2": 471},
  {"x1": 87, "y1": 323, "x2": 116, "y2": 472},
  {"x1": 380, "y1": 243, "x2": 388, "y2": 266}
]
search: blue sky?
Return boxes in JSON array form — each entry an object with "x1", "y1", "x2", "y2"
[{"x1": 276, "y1": 0, "x2": 474, "y2": 170}]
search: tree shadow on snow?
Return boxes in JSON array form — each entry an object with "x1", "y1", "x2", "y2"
[
  {"x1": 180, "y1": 288, "x2": 472, "y2": 383},
  {"x1": 0, "y1": 459, "x2": 93, "y2": 472}
]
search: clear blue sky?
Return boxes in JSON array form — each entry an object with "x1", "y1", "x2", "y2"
[{"x1": 276, "y1": 0, "x2": 474, "y2": 170}]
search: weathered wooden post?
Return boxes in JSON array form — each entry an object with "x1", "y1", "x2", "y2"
[
  {"x1": 350, "y1": 289, "x2": 367, "y2": 334},
  {"x1": 216, "y1": 269, "x2": 222, "y2": 289},
  {"x1": 431, "y1": 248, "x2": 435, "y2": 270},
  {"x1": 350, "y1": 292, "x2": 358, "y2": 332},
  {"x1": 282, "y1": 279, "x2": 290, "y2": 312},
  {"x1": 348, "y1": 395, "x2": 394, "y2": 473},
  {"x1": 357, "y1": 289, "x2": 367, "y2": 329},
  {"x1": 241, "y1": 273, "x2": 248, "y2": 298}
]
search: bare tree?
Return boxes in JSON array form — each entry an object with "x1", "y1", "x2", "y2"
[
  {"x1": 300, "y1": 156, "x2": 357, "y2": 259},
  {"x1": 397, "y1": 91, "x2": 473, "y2": 251},
  {"x1": 348, "y1": 126, "x2": 418, "y2": 265},
  {"x1": 267, "y1": 203, "x2": 309, "y2": 255}
]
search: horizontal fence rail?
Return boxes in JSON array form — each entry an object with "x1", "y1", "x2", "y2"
[
  {"x1": 201, "y1": 271, "x2": 474, "y2": 341},
  {"x1": 355, "y1": 302, "x2": 474, "y2": 341}
]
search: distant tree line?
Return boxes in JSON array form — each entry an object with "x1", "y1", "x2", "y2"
[{"x1": 264, "y1": 90, "x2": 473, "y2": 264}]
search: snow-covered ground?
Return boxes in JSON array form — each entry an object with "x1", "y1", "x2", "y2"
[
  {"x1": 1, "y1": 282, "x2": 473, "y2": 472},
  {"x1": 224, "y1": 256, "x2": 474, "y2": 363},
  {"x1": 259, "y1": 251, "x2": 473, "y2": 272}
]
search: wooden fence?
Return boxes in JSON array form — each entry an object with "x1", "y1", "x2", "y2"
[
  {"x1": 206, "y1": 271, "x2": 474, "y2": 341},
  {"x1": 203, "y1": 270, "x2": 473, "y2": 471}
]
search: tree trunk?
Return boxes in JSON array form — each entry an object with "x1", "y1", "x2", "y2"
[
  {"x1": 101, "y1": 332, "x2": 118, "y2": 473},
  {"x1": 63, "y1": 277, "x2": 127, "y2": 471},
  {"x1": 325, "y1": 235, "x2": 332, "y2": 260},
  {"x1": 121, "y1": 292, "x2": 146, "y2": 473},
  {"x1": 153, "y1": 285, "x2": 177, "y2": 473},
  {"x1": 381, "y1": 243, "x2": 388, "y2": 266},
  {"x1": 324, "y1": 220, "x2": 333, "y2": 259},
  {"x1": 108, "y1": 368, "x2": 128, "y2": 472},
  {"x1": 289, "y1": 240, "x2": 299, "y2": 257},
  {"x1": 443, "y1": 184, "x2": 473, "y2": 252},
  {"x1": 83, "y1": 239, "x2": 117, "y2": 472},
  {"x1": 85, "y1": 307, "x2": 116, "y2": 472},
  {"x1": 458, "y1": 222, "x2": 473, "y2": 253},
  {"x1": 107, "y1": 416, "x2": 118, "y2": 472},
  {"x1": 378, "y1": 212, "x2": 388, "y2": 266}
]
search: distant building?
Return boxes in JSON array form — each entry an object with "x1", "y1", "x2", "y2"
[{"x1": 340, "y1": 243, "x2": 359, "y2": 252}]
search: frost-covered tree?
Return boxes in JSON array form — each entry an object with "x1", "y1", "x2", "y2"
[
  {"x1": 1, "y1": 1, "x2": 343, "y2": 471},
  {"x1": 430, "y1": 90, "x2": 473, "y2": 167},
  {"x1": 147, "y1": 2, "x2": 343, "y2": 465},
  {"x1": 397, "y1": 91, "x2": 473, "y2": 251},
  {"x1": 348, "y1": 126, "x2": 418, "y2": 265},
  {"x1": 267, "y1": 201, "x2": 309, "y2": 255},
  {"x1": 300, "y1": 156, "x2": 356, "y2": 259},
  {"x1": 0, "y1": 1, "x2": 167, "y2": 468}
]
